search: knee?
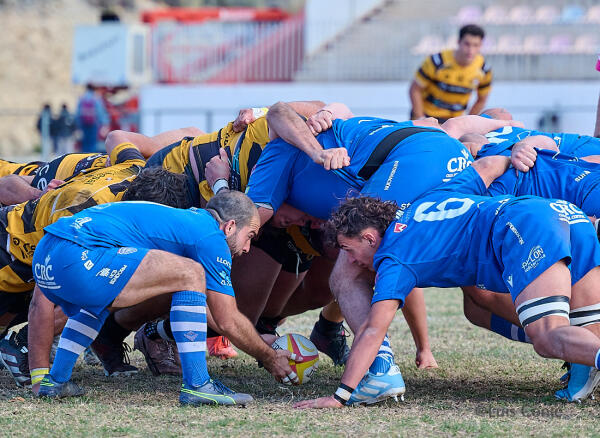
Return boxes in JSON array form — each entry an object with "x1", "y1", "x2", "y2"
[
  {"x1": 185, "y1": 261, "x2": 206, "y2": 291},
  {"x1": 462, "y1": 294, "x2": 489, "y2": 329},
  {"x1": 105, "y1": 130, "x2": 128, "y2": 147},
  {"x1": 526, "y1": 324, "x2": 565, "y2": 359},
  {"x1": 182, "y1": 127, "x2": 204, "y2": 137}
]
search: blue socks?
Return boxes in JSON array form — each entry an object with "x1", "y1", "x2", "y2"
[
  {"x1": 50, "y1": 308, "x2": 108, "y2": 383},
  {"x1": 490, "y1": 314, "x2": 531, "y2": 343},
  {"x1": 368, "y1": 334, "x2": 394, "y2": 374},
  {"x1": 170, "y1": 290, "x2": 210, "y2": 387}
]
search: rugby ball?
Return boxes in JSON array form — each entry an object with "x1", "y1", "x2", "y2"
[{"x1": 271, "y1": 333, "x2": 319, "y2": 384}]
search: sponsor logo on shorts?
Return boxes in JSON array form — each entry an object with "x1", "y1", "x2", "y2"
[
  {"x1": 549, "y1": 200, "x2": 588, "y2": 225},
  {"x1": 522, "y1": 245, "x2": 546, "y2": 273},
  {"x1": 71, "y1": 217, "x2": 92, "y2": 230},
  {"x1": 84, "y1": 260, "x2": 94, "y2": 270},
  {"x1": 34, "y1": 255, "x2": 60, "y2": 290},
  {"x1": 216, "y1": 257, "x2": 232, "y2": 269},
  {"x1": 507, "y1": 275, "x2": 513, "y2": 287},
  {"x1": 219, "y1": 270, "x2": 232, "y2": 287},
  {"x1": 495, "y1": 198, "x2": 511, "y2": 215},
  {"x1": 81, "y1": 250, "x2": 88, "y2": 261},
  {"x1": 384, "y1": 161, "x2": 399, "y2": 191},
  {"x1": 96, "y1": 268, "x2": 110, "y2": 277},
  {"x1": 394, "y1": 223, "x2": 407, "y2": 233},
  {"x1": 574, "y1": 170, "x2": 590, "y2": 183},
  {"x1": 109, "y1": 265, "x2": 128, "y2": 285},
  {"x1": 506, "y1": 222, "x2": 524, "y2": 245},
  {"x1": 117, "y1": 247, "x2": 138, "y2": 255}
]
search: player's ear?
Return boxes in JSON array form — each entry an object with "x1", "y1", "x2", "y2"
[{"x1": 223, "y1": 219, "x2": 236, "y2": 237}]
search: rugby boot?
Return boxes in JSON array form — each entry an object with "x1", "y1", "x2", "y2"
[
  {"x1": 180, "y1": 378, "x2": 254, "y2": 406},
  {"x1": 91, "y1": 337, "x2": 138, "y2": 377},
  {"x1": 347, "y1": 364, "x2": 406, "y2": 405},
  {"x1": 555, "y1": 363, "x2": 600, "y2": 402},
  {"x1": 134, "y1": 325, "x2": 181, "y2": 376},
  {"x1": 310, "y1": 321, "x2": 350, "y2": 366},
  {"x1": 0, "y1": 331, "x2": 31, "y2": 387},
  {"x1": 207, "y1": 336, "x2": 238, "y2": 360},
  {"x1": 37, "y1": 374, "x2": 85, "y2": 398}
]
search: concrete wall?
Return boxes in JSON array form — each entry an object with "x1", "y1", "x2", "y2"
[{"x1": 140, "y1": 81, "x2": 600, "y2": 137}]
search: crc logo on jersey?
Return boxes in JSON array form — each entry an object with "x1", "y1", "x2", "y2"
[
  {"x1": 219, "y1": 270, "x2": 232, "y2": 287},
  {"x1": 446, "y1": 156, "x2": 471, "y2": 173},
  {"x1": 549, "y1": 200, "x2": 588, "y2": 225},
  {"x1": 522, "y1": 245, "x2": 546, "y2": 273},
  {"x1": 71, "y1": 217, "x2": 92, "y2": 230},
  {"x1": 394, "y1": 223, "x2": 407, "y2": 233},
  {"x1": 216, "y1": 257, "x2": 232, "y2": 269},
  {"x1": 117, "y1": 247, "x2": 138, "y2": 255}
]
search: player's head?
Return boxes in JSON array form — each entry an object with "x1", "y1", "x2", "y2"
[
  {"x1": 121, "y1": 168, "x2": 192, "y2": 208},
  {"x1": 325, "y1": 196, "x2": 398, "y2": 271},
  {"x1": 271, "y1": 203, "x2": 324, "y2": 229},
  {"x1": 481, "y1": 107, "x2": 513, "y2": 120},
  {"x1": 456, "y1": 24, "x2": 485, "y2": 65},
  {"x1": 458, "y1": 133, "x2": 488, "y2": 157},
  {"x1": 206, "y1": 190, "x2": 260, "y2": 257}
]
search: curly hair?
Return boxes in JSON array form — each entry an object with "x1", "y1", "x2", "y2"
[
  {"x1": 324, "y1": 196, "x2": 399, "y2": 247},
  {"x1": 121, "y1": 167, "x2": 192, "y2": 209}
]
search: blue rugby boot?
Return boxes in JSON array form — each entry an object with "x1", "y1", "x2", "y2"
[
  {"x1": 555, "y1": 364, "x2": 600, "y2": 402},
  {"x1": 37, "y1": 375, "x2": 85, "y2": 398},
  {"x1": 347, "y1": 364, "x2": 406, "y2": 406},
  {"x1": 180, "y1": 378, "x2": 254, "y2": 406}
]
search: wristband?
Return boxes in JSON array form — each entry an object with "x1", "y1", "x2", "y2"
[
  {"x1": 30, "y1": 367, "x2": 49, "y2": 385},
  {"x1": 212, "y1": 179, "x2": 229, "y2": 194},
  {"x1": 333, "y1": 383, "x2": 355, "y2": 405}
]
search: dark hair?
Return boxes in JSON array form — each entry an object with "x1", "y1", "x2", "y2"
[
  {"x1": 205, "y1": 190, "x2": 257, "y2": 228},
  {"x1": 459, "y1": 24, "x2": 485, "y2": 41},
  {"x1": 325, "y1": 196, "x2": 398, "y2": 247},
  {"x1": 121, "y1": 167, "x2": 192, "y2": 209}
]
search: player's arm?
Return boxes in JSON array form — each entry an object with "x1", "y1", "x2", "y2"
[
  {"x1": 581, "y1": 155, "x2": 600, "y2": 164},
  {"x1": 104, "y1": 127, "x2": 204, "y2": 159},
  {"x1": 28, "y1": 285, "x2": 55, "y2": 393},
  {"x1": 510, "y1": 136, "x2": 558, "y2": 172},
  {"x1": 471, "y1": 155, "x2": 512, "y2": 186},
  {"x1": 401, "y1": 288, "x2": 438, "y2": 369},
  {"x1": 470, "y1": 66, "x2": 493, "y2": 116},
  {"x1": 266, "y1": 101, "x2": 351, "y2": 170},
  {"x1": 295, "y1": 299, "x2": 399, "y2": 409},
  {"x1": 469, "y1": 94, "x2": 489, "y2": 116},
  {"x1": 441, "y1": 115, "x2": 524, "y2": 139},
  {"x1": 0, "y1": 175, "x2": 41, "y2": 205},
  {"x1": 409, "y1": 80, "x2": 426, "y2": 119},
  {"x1": 206, "y1": 290, "x2": 298, "y2": 383}
]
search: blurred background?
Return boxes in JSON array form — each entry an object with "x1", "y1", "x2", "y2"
[{"x1": 1, "y1": 0, "x2": 598, "y2": 159}]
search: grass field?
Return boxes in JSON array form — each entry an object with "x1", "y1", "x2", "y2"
[{"x1": 1, "y1": 288, "x2": 598, "y2": 437}]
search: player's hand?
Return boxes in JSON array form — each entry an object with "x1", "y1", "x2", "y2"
[
  {"x1": 508, "y1": 120, "x2": 525, "y2": 128},
  {"x1": 205, "y1": 149, "x2": 231, "y2": 187},
  {"x1": 511, "y1": 141, "x2": 537, "y2": 172},
  {"x1": 306, "y1": 110, "x2": 334, "y2": 135},
  {"x1": 415, "y1": 348, "x2": 439, "y2": 369},
  {"x1": 42, "y1": 179, "x2": 65, "y2": 194},
  {"x1": 263, "y1": 349, "x2": 300, "y2": 385},
  {"x1": 312, "y1": 147, "x2": 350, "y2": 170},
  {"x1": 294, "y1": 395, "x2": 344, "y2": 409},
  {"x1": 232, "y1": 108, "x2": 256, "y2": 132}
]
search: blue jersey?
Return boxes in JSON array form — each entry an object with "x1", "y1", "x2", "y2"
[
  {"x1": 44, "y1": 202, "x2": 234, "y2": 297},
  {"x1": 479, "y1": 126, "x2": 600, "y2": 158},
  {"x1": 372, "y1": 166, "x2": 598, "y2": 306},
  {"x1": 246, "y1": 117, "x2": 473, "y2": 218},
  {"x1": 488, "y1": 149, "x2": 600, "y2": 217}
]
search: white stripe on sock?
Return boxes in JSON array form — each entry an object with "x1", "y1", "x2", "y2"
[
  {"x1": 171, "y1": 305, "x2": 206, "y2": 314},
  {"x1": 177, "y1": 341, "x2": 207, "y2": 353},
  {"x1": 170, "y1": 322, "x2": 207, "y2": 332},
  {"x1": 65, "y1": 319, "x2": 98, "y2": 339},
  {"x1": 57, "y1": 338, "x2": 86, "y2": 355}
]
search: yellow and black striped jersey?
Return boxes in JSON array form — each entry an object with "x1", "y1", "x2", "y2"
[
  {"x1": 146, "y1": 112, "x2": 270, "y2": 205},
  {"x1": 0, "y1": 159, "x2": 44, "y2": 178},
  {"x1": 414, "y1": 49, "x2": 492, "y2": 120},
  {"x1": 31, "y1": 153, "x2": 108, "y2": 190},
  {"x1": 1, "y1": 143, "x2": 145, "y2": 269}
]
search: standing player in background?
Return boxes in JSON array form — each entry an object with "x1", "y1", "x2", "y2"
[{"x1": 409, "y1": 24, "x2": 492, "y2": 122}]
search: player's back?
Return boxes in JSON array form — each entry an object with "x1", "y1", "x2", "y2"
[{"x1": 44, "y1": 202, "x2": 225, "y2": 260}]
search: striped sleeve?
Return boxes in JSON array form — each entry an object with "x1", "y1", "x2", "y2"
[
  {"x1": 109, "y1": 142, "x2": 146, "y2": 166},
  {"x1": 478, "y1": 60, "x2": 493, "y2": 96},
  {"x1": 414, "y1": 55, "x2": 437, "y2": 87}
]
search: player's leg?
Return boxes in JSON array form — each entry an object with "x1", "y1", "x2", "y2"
[{"x1": 105, "y1": 127, "x2": 204, "y2": 159}]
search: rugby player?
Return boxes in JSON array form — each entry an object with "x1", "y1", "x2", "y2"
[
  {"x1": 31, "y1": 190, "x2": 297, "y2": 405},
  {"x1": 0, "y1": 143, "x2": 180, "y2": 385},
  {"x1": 244, "y1": 107, "x2": 522, "y2": 402},
  {"x1": 295, "y1": 156, "x2": 600, "y2": 408}
]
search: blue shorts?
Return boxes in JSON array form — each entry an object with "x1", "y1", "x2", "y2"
[
  {"x1": 491, "y1": 198, "x2": 600, "y2": 301},
  {"x1": 32, "y1": 234, "x2": 148, "y2": 317}
]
